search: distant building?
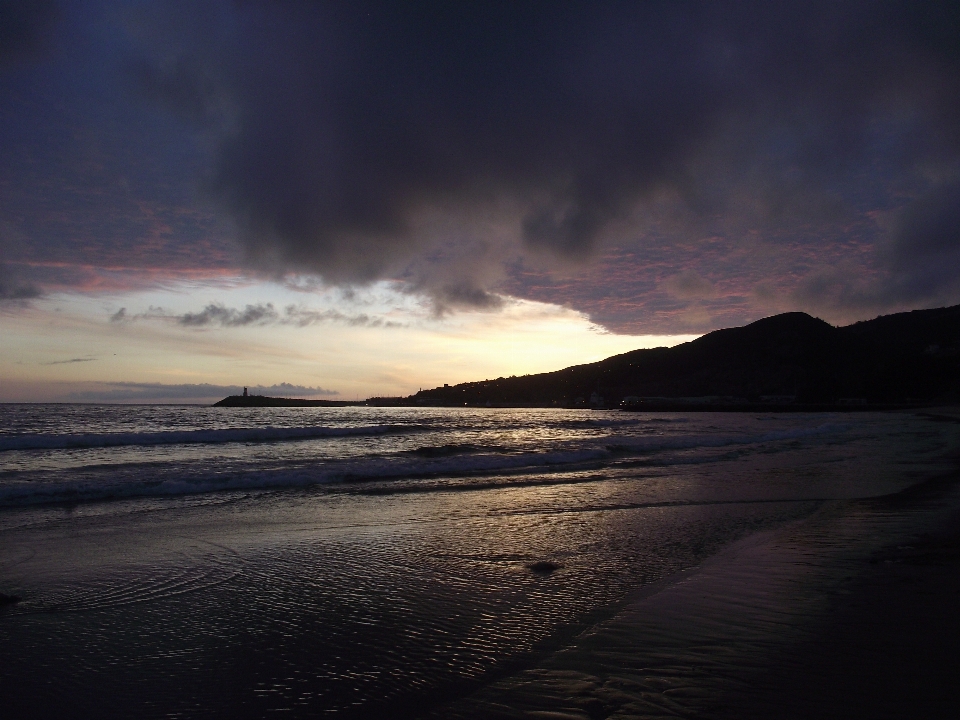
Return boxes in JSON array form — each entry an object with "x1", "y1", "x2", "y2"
[
  {"x1": 760, "y1": 395, "x2": 796, "y2": 404},
  {"x1": 243, "y1": 387, "x2": 248, "y2": 397}
]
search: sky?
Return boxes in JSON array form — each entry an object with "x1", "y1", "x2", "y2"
[{"x1": 1, "y1": 1, "x2": 959, "y2": 402}]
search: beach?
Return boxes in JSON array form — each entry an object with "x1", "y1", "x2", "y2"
[
  {"x1": 1, "y1": 406, "x2": 958, "y2": 718},
  {"x1": 436, "y1": 450, "x2": 960, "y2": 718}
]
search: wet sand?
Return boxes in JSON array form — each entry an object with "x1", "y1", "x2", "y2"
[
  {"x1": 434, "y1": 458, "x2": 960, "y2": 718},
  {"x1": 3, "y1": 408, "x2": 958, "y2": 718}
]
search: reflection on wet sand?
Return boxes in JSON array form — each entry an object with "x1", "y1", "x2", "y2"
[
  {"x1": 1, "y1": 408, "x2": 958, "y2": 718},
  {"x1": 436, "y1": 471, "x2": 960, "y2": 719}
]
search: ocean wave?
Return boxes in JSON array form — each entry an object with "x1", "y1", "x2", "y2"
[
  {"x1": 0, "y1": 446, "x2": 613, "y2": 507},
  {"x1": 0, "y1": 423, "x2": 425, "y2": 452},
  {"x1": 405, "y1": 443, "x2": 488, "y2": 458},
  {"x1": 0, "y1": 422, "x2": 850, "y2": 507},
  {"x1": 606, "y1": 422, "x2": 850, "y2": 454}
]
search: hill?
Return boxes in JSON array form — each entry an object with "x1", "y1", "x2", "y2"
[{"x1": 409, "y1": 305, "x2": 960, "y2": 408}]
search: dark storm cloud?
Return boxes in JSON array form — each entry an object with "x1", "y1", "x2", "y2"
[
  {"x1": 886, "y1": 179, "x2": 960, "y2": 300},
  {"x1": 784, "y1": 177, "x2": 960, "y2": 318},
  {"x1": 2, "y1": 1, "x2": 958, "y2": 333},
  {"x1": 0, "y1": 0, "x2": 57, "y2": 65},
  {"x1": 132, "y1": 51, "x2": 228, "y2": 125},
  {"x1": 428, "y1": 284, "x2": 504, "y2": 316},
  {"x1": 129, "y1": 0, "x2": 960, "y2": 318},
  {"x1": 0, "y1": 264, "x2": 42, "y2": 304}
]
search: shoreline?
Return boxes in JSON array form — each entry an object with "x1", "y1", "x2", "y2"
[
  {"x1": 212, "y1": 394, "x2": 945, "y2": 411},
  {"x1": 3, "y1": 408, "x2": 957, "y2": 718},
  {"x1": 433, "y1": 455, "x2": 960, "y2": 718}
]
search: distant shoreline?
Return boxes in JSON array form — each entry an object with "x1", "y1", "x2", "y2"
[
  {"x1": 213, "y1": 394, "x2": 938, "y2": 412},
  {"x1": 213, "y1": 395, "x2": 363, "y2": 407}
]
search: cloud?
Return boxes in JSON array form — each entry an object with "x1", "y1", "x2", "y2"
[
  {"x1": 0, "y1": 0, "x2": 57, "y2": 66},
  {"x1": 41, "y1": 356, "x2": 96, "y2": 366},
  {"x1": 113, "y1": 302, "x2": 404, "y2": 328},
  {"x1": 664, "y1": 271, "x2": 717, "y2": 300},
  {"x1": 110, "y1": 306, "x2": 171, "y2": 323},
  {"x1": 64, "y1": 381, "x2": 339, "y2": 403},
  {"x1": 412, "y1": 282, "x2": 505, "y2": 318},
  {"x1": 281, "y1": 305, "x2": 405, "y2": 328},
  {"x1": 781, "y1": 177, "x2": 960, "y2": 318},
  {"x1": 2, "y1": 1, "x2": 959, "y2": 334},
  {"x1": 0, "y1": 263, "x2": 43, "y2": 305},
  {"x1": 884, "y1": 178, "x2": 960, "y2": 302},
  {"x1": 179, "y1": 302, "x2": 279, "y2": 327},
  {"x1": 122, "y1": 0, "x2": 960, "y2": 322}
]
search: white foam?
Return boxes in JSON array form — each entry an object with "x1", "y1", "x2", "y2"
[
  {"x1": 0, "y1": 423, "x2": 424, "y2": 452},
  {"x1": 0, "y1": 422, "x2": 852, "y2": 508}
]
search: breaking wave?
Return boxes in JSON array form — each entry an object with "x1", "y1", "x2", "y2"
[
  {"x1": 0, "y1": 422, "x2": 850, "y2": 508},
  {"x1": 0, "y1": 424, "x2": 426, "y2": 452}
]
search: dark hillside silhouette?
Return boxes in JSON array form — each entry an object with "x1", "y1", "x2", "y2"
[
  {"x1": 214, "y1": 305, "x2": 959, "y2": 409},
  {"x1": 409, "y1": 305, "x2": 960, "y2": 408}
]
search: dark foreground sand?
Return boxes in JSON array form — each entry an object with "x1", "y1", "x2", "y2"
[{"x1": 432, "y1": 420, "x2": 960, "y2": 719}]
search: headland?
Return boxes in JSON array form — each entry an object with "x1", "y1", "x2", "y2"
[
  {"x1": 213, "y1": 395, "x2": 363, "y2": 408},
  {"x1": 216, "y1": 304, "x2": 960, "y2": 411}
]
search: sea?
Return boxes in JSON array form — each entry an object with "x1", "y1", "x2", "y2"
[{"x1": 0, "y1": 404, "x2": 957, "y2": 718}]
